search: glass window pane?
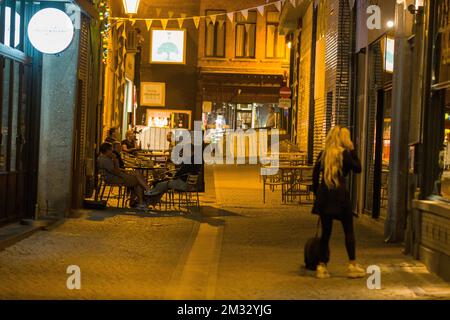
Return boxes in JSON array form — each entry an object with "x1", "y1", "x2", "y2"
[
  {"x1": 248, "y1": 25, "x2": 256, "y2": 57},
  {"x1": 3, "y1": 0, "x2": 21, "y2": 48},
  {"x1": 277, "y1": 33, "x2": 286, "y2": 58},
  {"x1": 267, "y1": 11, "x2": 279, "y2": 23},
  {"x1": 1, "y1": 59, "x2": 11, "y2": 171},
  {"x1": 206, "y1": 23, "x2": 215, "y2": 56},
  {"x1": 247, "y1": 11, "x2": 257, "y2": 23},
  {"x1": 10, "y1": 61, "x2": 20, "y2": 171},
  {"x1": 236, "y1": 25, "x2": 245, "y2": 57},
  {"x1": 216, "y1": 22, "x2": 225, "y2": 56},
  {"x1": 17, "y1": 64, "x2": 27, "y2": 171},
  {"x1": 266, "y1": 25, "x2": 276, "y2": 58}
]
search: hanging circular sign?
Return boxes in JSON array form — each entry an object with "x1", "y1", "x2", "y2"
[{"x1": 27, "y1": 8, "x2": 74, "y2": 54}]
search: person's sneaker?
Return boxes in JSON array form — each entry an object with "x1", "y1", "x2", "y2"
[
  {"x1": 135, "y1": 204, "x2": 148, "y2": 211},
  {"x1": 144, "y1": 189, "x2": 155, "y2": 196},
  {"x1": 316, "y1": 263, "x2": 330, "y2": 279},
  {"x1": 347, "y1": 263, "x2": 366, "y2": 279}
]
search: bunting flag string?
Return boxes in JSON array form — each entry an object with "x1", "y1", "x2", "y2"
[
  {"x1": 274, "y1": 1, "x2": 282, "y2": 11},
  {"x1": 145, "y1": 19, "x2": 152, "y2": 31},
  {"x1": 161, "y1": 19, "x2": 168, "y2": 30},
  {"x1": 257, "y1": 5, "x2": 265, "y2": 16},
  {"x1": 177, "y1": 18, "x2": 184, "y2": 28},
  {"x1": 241, "y1": 9, "x2": 249, "y2": 20},
  {"x1": 193, "y1": 16, "x2": 200, "y2": 29},
  {"x1": 110, "y1": 0, "x2": 284, "y2": 29},
  {"x1": 210, "y1": 14, "x2": 217, "y2": 25}
]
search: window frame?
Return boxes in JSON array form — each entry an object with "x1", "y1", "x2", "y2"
[
  {"x1": 234, "y1": 10, "x2": 257, "y2": 59},
  {"x1": 265, "y1": 10, "x2": 282, "y2": 59},
  {"x1": 205, "y1": 9, "x2": 226, "y2": 58}
]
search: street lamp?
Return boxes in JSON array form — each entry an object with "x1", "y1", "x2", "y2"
[{"x1": 122, "y1": 0, "x2": 140, "y2": 15}]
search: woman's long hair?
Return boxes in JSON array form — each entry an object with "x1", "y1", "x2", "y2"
[{"x1": 321, "y1": 126, "x2": 354, "y2": 189}]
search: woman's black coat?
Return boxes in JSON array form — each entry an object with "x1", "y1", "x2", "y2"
[{"x1": 312, "y1": 149, "x2": 362, "y2": 217}]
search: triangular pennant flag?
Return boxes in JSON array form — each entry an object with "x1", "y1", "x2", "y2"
[
  {"x1": 145, "y1": 19, "x2": 153, "y2": 31},
  {"x1": 205, "y1": 16, "x2": 211, "y2": 25},
  {"x1": 180, "y1": 13, "x2": 187, "y2": 19},
  {"x1": 257, "y1": 5, "x2": 265, "y2": 16},
  {"x1": 290, "y1": 0, "x2": 296, "y2": 7},
  {"x1": 161, "y1": 19, "x2": 168, "y2": 30},
  {"x1": 156, "y1": 8, "x2": 162, "y2": 17},
  {"x1": 275, "y1": 0, "x2": 282, "y2": 11},
  {"x1": 131, "y1": 19, "x2": 136, "y2": 26},
  {"x1": 210, "y1": 14, "x2": 217, "y2": 25},
  {"x1": 122, "y1": 29, "x2": 127, "y2": 39},
  {"x1": 227, "y1": 12, "x2": 234, "y2": 23},
  {"x1": 177, "y1": 18, "x2": 184, "y2": 28},
  {"x1": 218, "y1": 20, "x2": 225, "y2": 29},
  {"x1": 116, "y1": 21, "x2": 123, "y2": 29},
  {"x1": 168, "y1": 11, "x2": 174, "y2": 18},
  {"x1": 193, "y1": 16, "x2": 200, "y2": 29},
  {"x1": 241, "y1": 9, "x2": 248, "y2": 20}
]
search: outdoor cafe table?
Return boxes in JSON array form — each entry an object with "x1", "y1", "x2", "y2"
[
  {"x1": 126, "y1": 165, "x2": 165, "y2": 182},
  {"x1": 261, "y1": 165, "x2": 314, "y2": 203}
]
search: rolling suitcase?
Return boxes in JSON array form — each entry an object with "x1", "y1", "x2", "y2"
[{"x1": 304, "y1": 218, "x2": 329, "y2": 271}]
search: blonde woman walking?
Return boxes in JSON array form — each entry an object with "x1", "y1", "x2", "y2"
[{"x1": 312, "y1": 126, "x2": 365, "y2": 279}]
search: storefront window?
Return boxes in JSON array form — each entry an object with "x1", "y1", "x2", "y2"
[
  {"x1": 204, "y1": 102, "x2": 281, "y2": 131},
  {"x1": 2, "y1": 2, "x2": 21, "y2": 49}
]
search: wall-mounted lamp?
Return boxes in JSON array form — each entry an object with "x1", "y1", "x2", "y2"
[{"x1": 386, "y1": 20, "x2": 395, "y2": 28}]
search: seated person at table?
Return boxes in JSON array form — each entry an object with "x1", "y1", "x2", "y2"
[
  {"x1": 146, "y1": 145, "x2": 201, "y2": 197},
  {"x1": 97, "y1": 143, "x2": 150, "y2": 210},
  {"x1": 121, "y1": 129, "x2": 140, "y2": 154},
  {"x1": 105, "y1": 127, "x2": 118, "y2": 144},
  {"x1": 112, "y1": 141, "x2": 125, "y2": 169}
]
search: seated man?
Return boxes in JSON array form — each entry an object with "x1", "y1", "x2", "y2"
[
  {"x1": 146, "y1": 146, "x2": 201, "y2": 197},
  {"x1": 97, "y1": 143, "x2": 150, "y2": 210}
]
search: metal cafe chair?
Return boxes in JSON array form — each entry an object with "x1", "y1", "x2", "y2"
[
  {"x1": 297, "y1": 167, "x2": 314, "y2": 204},
  {"x1": 95, "y1": 173, "x2": 128, "y2": 208},
  {"x1": 170, "y1": 174, "x2": 200, "y2": 212},
  {"x1": 262, "y1": 166, "x2": 285, "y2": 203}
]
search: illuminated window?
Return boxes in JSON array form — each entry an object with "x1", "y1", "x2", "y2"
[
  {"x1": 265, "y1": 11, "x2": 285, "y2": 59},
  {"x1": 235, "y1": 11, "x2": 256, "y2": 58},
  {"x1": 205, "y1": 10, "x2": 226, "y2": 57},
  {"x1": 3, "y1": 5, "x2": 21, "y2": 48}
]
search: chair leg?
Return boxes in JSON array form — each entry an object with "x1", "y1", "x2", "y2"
[
  {"x1": 100, "y1": 183, "x2": 107, "y2": 201},
  {"x1": 117, "y1": 187, "x2": 122, "y2": 208},
  {"x1": 106, "y1": 185, "x2": 112, "y2": 203},
  {"x1": 196, "y1": 191, "x2": 200, "y2": 210}
]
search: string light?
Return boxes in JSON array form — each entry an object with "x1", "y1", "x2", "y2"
[{"x1": 97, "y1": 0, "x2": 111, "y2": 64}]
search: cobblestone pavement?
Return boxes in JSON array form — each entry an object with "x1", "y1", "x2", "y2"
[
  {"x1": 0, "y1": 165, "x2": 450, "y2": 299},
  {"x1": 0, "y1": 210, "x2": 196, "y2": 299}
]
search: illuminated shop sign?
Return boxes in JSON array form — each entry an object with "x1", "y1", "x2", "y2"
[
  {"x1": 27, "y1": 8, "x2": 74, "y2": 54},
  {"x1": 384, "y1": 37, "x2": 395, "y2": 73}
]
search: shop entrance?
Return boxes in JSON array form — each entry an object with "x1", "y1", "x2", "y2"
[{"x1": 0, "y1": 56, "x2": 35, "y2": 225}]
